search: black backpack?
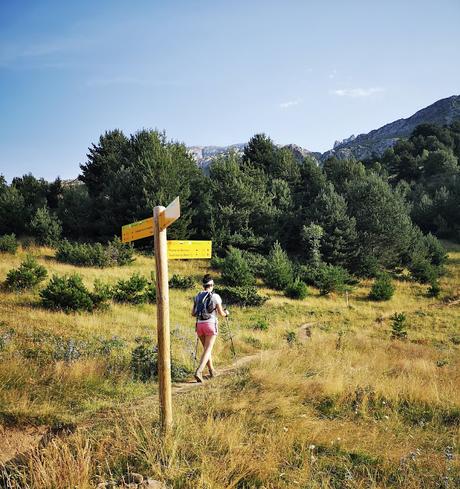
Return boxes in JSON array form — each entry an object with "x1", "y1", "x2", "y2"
[{"x1": 195, "y1": 291, "x2": 215, "y2": 320}]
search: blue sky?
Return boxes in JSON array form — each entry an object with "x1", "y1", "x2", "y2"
[{"x1": 0, "y1": 0, "x2": 459, "y2": 182}]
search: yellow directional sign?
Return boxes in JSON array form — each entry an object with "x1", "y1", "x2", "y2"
[
  {"x1": 167, "y1": 240, "x2": 212, "y2": 259},
  {"x1": 121, "y1": 217, "x2": 154, "y2": 243}
]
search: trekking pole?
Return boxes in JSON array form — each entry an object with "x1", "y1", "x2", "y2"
[
  {"x1": 225, "y1": 314, "x2": 236, "y2": 357},
  {"x1": 193, "y1": 336, "x2": 199, "y2": 369}
]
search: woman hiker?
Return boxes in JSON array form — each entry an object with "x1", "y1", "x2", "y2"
[{"x1": 192, "y1": 274, "x2": 229, "y2": 382}]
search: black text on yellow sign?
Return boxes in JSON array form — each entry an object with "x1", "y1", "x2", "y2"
[
  {"x1": 167, "y1": 240, "x2": 212, "y2": 259},
  {"x1": 121, "y1": 217, "x2": 154, "y2": 243}
]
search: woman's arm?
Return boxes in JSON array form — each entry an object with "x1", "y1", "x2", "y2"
[{"x1": 216, "y1": 303, "x2": 228, "y2": 317}]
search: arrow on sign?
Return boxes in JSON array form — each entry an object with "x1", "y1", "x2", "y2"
[{"x1": 159, "y1": 196, "x2": 180, "y2": 230}]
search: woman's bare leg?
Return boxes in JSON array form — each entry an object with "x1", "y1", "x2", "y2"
[
  {"x1": 196, "y1": 335, "x2": 217, "y2": 375},
  {"x1": 197, "y1": 335, "x2": 213, "y2": 372}
]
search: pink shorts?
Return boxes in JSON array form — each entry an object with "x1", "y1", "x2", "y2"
[{"x1": 196, "y1": 321, "x2": 218, "y2": 336}]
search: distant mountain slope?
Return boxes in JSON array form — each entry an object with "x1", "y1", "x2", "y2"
[
  {"x1": 188, "y1": 143, "x2": 320, "y2": 168},
  {"x1": 322, "y1": 95, "x2": 460, "y2": 161}
]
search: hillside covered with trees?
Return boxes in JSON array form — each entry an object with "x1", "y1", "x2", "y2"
[{"x1": 1, "y1": 122, "x2": 459, "y2": 284}]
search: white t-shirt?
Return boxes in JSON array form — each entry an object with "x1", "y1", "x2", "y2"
[{"x1": 194, "y1": 291, "x2": 222, "y2": 324}]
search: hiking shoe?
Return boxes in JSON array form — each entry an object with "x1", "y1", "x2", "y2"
[
  {"x1": 194, "y1": 370, "x2": 204, "y2": 383},
  {"x1": 209, "y1": 368, "x2": 217, "y2": 378}
]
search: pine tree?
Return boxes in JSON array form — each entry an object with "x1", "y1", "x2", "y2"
[
  {"x1": 264, "y1": 241, "x2": 294, "y2": 290},
  {"x1": 307, "y1": 183, "x2": 357, "y2": 268}
]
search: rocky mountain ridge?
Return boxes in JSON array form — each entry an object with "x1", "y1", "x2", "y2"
[
  {"x1": 322, "y1": 94, "x2": 460, "y2": 161},
  {"x1": 188, "y1": 143, "x2": 320, "y2": 168},
  {"x1": 189, "y1": 95, "x2": 460, "y2": 167}
]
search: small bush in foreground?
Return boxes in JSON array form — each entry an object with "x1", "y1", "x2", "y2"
[
  {"x1": 252, "y1": 319, "x2": 269, "y2": 331},
  {"x1": 169, "y1": 274, "x2": 194, "y2": 289},
  {"x1": 390, "y1": 312, "x2": 408, "y2": 340},
  {"x1": 5, "y1": 256, "x2": 47, "y2": 290},
  {"x1": 91, "y1": 279, "x2": 113, "y2": 310},
  {"x1": 285, "y1": 330, "x2": 297, "y2": 345},
  {"x1": 40, "y1": 274, "x2": 105, "y2": 312},
  {"x1": 0, "y1": 233, "x2": 18, "y2": 254},
  {"x1": 144, "y1": 279, "x2": 157, "y2": 303},
  {"x1": 368, "y1": 273, "x2": 395, "y2": 301},
  {"x1": 284, "y1": 279, "x2": 309, "y2": 300},
  {"x1": 131, "y1": 337, "x2": 191, "y2": 382},
  {"x1": 112, "y1": 273, "x2": 148, "y2": 304},
  {"x1": 216, "y1": 285, "x2": 268, "y2": 307},
  {"x1": 131, "y1": 338, "x2": 157, "y2": 382}
]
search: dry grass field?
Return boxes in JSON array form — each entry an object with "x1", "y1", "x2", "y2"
[{"x1": 0, "y1": 242, "x2": 459, "y2": 488}]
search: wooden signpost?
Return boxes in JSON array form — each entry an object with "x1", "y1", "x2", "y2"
[
  {"x1": 121, "y1": 197, "x2": 211, "y2": 434},
  {"x1": 153, "y1": 198, "x2": 179, "y2": 433}
]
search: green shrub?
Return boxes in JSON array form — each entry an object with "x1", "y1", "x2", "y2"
[
  {"x1": 131, "y1": 337, "x2": 158, "y2": 382},
  {"x1": 144, "y1": 279, "x2": 157, "y2": 303},
  {"x1": 355, "y1": 254, "x2": 381, "y2": 278},
  {"x1": 284, "y1": 279, "x2": 309, "y2": 300},
  {"x1": 298, "y1": 264, "x2": 321, "y2": 286},
  {"x1": 244, "y1": 336, "x2": 262, "y2": 348},
  {"x1": 240, "y1": 250, "x2": 268, "y2": 277},
  {"x1": 422, "y1": 233, "x2": 447, "y2": 267},
  {"x1": 169, "y1": 274, "x2": 194, "y2": 289},
  {"x1": 368, "y1": 273, "x2": 395, "y2": 301},
  {"x1": 390, "y1": 313, "x2": 408, "y2": 340},
  {"x1": 112, "y1": 273, "x2": 148, "y2": 304},
  {"x1": 40, "y1": 274, "x2": 105, "y2": 312},
  {"x1": 30, "y1": 207, "x2": 62, "y2": 246},
  {"x1": 409, "y1": 257, "x2": 439, "y2": 284},
  {"x1": 91, "y1": 279, "x2": 113, "y2": 310},
  {"x1": 0, "y1": 234, "x2": 18, "y2": 254},
  {"x1": 130, "y1": 337, "x2": 191, "y2": 382},
  {"x1": 285, "y1": 330, "x2": 297, "y2": 345},
  {"x1": 106, "y1": 236, "x2": 135, "y2": 266},
  {"x1": 55, "y1": 238, "x2": 134, "y2": 268},
  {"x1": 264, "y1": 241, "x2": 294, "y2": 290},
  {"x1": 315, "y1": 264, "x2": 351, "y2": 296},
  {"x1": 210, "y1": 255, "x2": 225, "y2": 270},
  {"x1": 427, "y1": 280, "x2": 441, "y2": 298},
  {"x1": 56, "y1": 240, "x2": 107, "y2": 267},
  {"x1": 216, "y1": 285, "x2": 269, "y2": 307},
  {"x1": 252, "y1": 319, "x2": 269, "y2": 331},
  {"x1": 4, "y1": 256, "x2": 47, "y2": 290},
  {"x1": 221, "y1": 247, "x2": 255, "y2": 286}
]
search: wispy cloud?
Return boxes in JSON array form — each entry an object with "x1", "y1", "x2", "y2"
[
  {"x1": 279, "y1": 98, "x2": 302, "y2": 109},
  {"x1": 328, "y1": 69, "x2": 337, "y2": 80},
  {"x1": 85, "y1": 76, "x2": 183, "y2": 88},
  {"x1": 331, "y1": 87, "x2": 385, "y2": 98},
  {"x1": 0, "y1": 37, "x2": 93, "y2": 67},
  {"x1": 86, "y1": 76, "x2": 149, "y2": 87}
]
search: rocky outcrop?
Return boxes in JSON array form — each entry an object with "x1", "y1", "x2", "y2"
[
  {"x1": 188, "y1": 143, "x2": 246, "y2": 169},
  {"x1": 188, "y1": 143, "x2": 319, "y2": 168}
]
